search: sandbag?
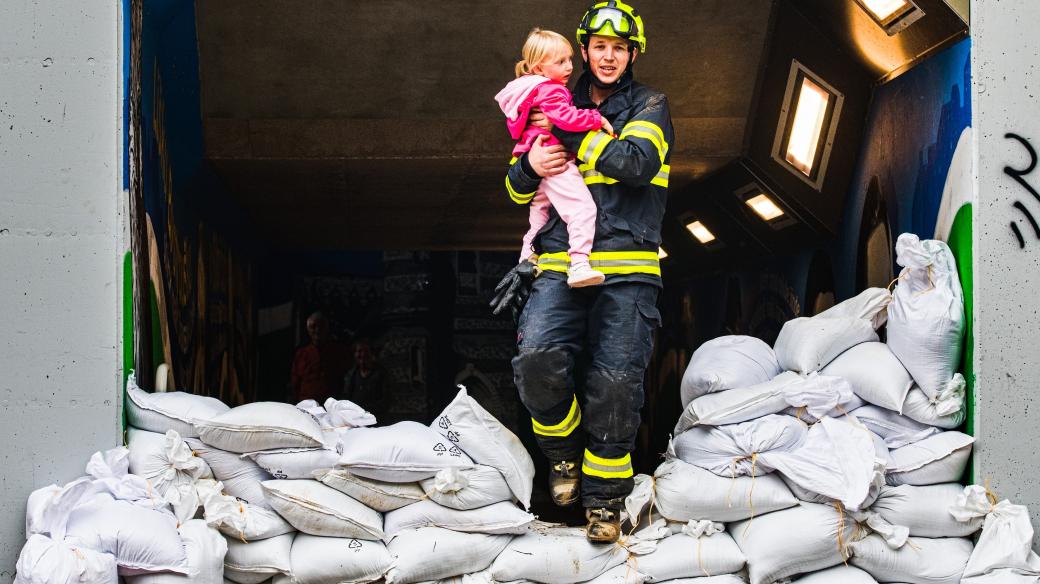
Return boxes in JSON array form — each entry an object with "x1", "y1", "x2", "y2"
[
  {"x1": 872, "y1": 483, "x2": 982, "y2": 538},
  {"x1": 261, "y1": 479, "x2": 383, "y2": 539},
  {"x1": 433, "y1": 386, "x2": 535, "y2": 508},
  {"x1": 383, "y1": 499, "x2": 533, "y2": 538},
  {"x1": 851, "y1": 405, "x2": 941, "y2": 449},
  {"x1": 491, "y1": 526, "x2": 627, "y2": 583},
  {"x1": 338, "y1": 421, "x2": 475, "y2": 482},
  {"x1": 643, "y1": 458, "x2": 797, "y2": 523},
  {"x1": 290, "y1": 533, "x2": 392, "y2": 584},
  {"x1": 886, "y1": 431, "x2": 974, "y2": 486},
  {"x1": 680, "y1": 335, "x2": 781, "y2": 407},
  {"x1": 901, "y1": 376, "x2": 967, "y2": 429},
  {"x1": 14, "y1": 534, "x2": 118, "y2": 584},
  {"x1": 125, "y1": 520, "x2": 226, "y2": 584},
  {"x1": 887, "y1": 234, "x2": 965, "y2": 398},
  {"x1": 185, "y1": 438, "x2": 272, "y2": 509},
  {"x1": 630, "y1": 530, "x2": 746, "y2": 581},
  {"x1": 773, "y1": 288, "x2": 889, "y2": 374},
  {"x1": 582, "y1": 564, "x2": 649, "y2": 584},
  {"x1": 821, "y1": 342, "x2": 914, "y2": 412},
  {"x1": 783, "y1": 393, "x2": 866, "y2": 424},
  {"x1": 64, "y1": 493, "x2": 188, "y2": 576},
  {"x1": 954, "y1": 486, "x2": 1040, "y2": 583},
  {"x1": 780, "y1": 473, "x2": 835, "y2": 505},
  {"x1": 246, "y1": 447, "x2": 339, "y2": 480},
  {"x1": 223, "y1": 532, "x2": 293, "y2": 584},
  {"x1": 849, "y1": 533, "x2": 972, "y2": 584},
  {"x1": 672, "y1": 414, "x2": 806, "y2": 477},
  {"x1": 316, "y1": 469, "x2": 424, "y2": 512},
  {"x1": 196, "y1": 402, "x2": 325, "y2": 453},
  {"x1": 197, "y1": 480, "x2": 293, "y2": 541},
  {"x1": 791, "y1": 565, "x2": 878, "y2": 583},
  {"x1": 83, "y1": 447, "x2": 166, "y2": 509},
  {"x1": 127, "y1": 428, "x2": 213, "y2": 498},
  {"x1": 420, "y1": 466, "x2": 514, "y2": 510},
  {"x1": 125, "y1": 373, "x2": 230, "y2": 438},
  {"x1": 730, "y1": 502, "x2": 855, "y2": 584},
  {"x1": 385, "y1": 527, "x2": 512, "y2": 584}
]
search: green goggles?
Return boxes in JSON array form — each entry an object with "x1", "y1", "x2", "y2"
[{"x1": 582, "y1": 7, "x2": 637, "y2": 39}]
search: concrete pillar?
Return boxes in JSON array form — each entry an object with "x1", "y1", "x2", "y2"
[
  {"x1": 0, "y1": 0, "x2": 124, "y2": 580},
  {"x1": 972, "y1": 0, "x2": 1040, "y2": 544}
]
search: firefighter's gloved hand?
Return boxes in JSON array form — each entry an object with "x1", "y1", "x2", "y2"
[{"x1": 490, "y1": 260, "x2": 539, "y2": 322}]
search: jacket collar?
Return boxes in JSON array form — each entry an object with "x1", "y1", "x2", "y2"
[{"x1": 573, "y1": 71, "x2": 635, "y2": 117}]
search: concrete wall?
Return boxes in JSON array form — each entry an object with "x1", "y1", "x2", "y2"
[
  {"x1": 972, "y1": 0, "x2": 1040, "y2": 544},
  {"x1": 0, "y1": 0, "x2": 124, "y2": 580}
]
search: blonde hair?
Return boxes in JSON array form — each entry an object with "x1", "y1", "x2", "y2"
[{"x1": 515, "y1": 28, "x2": 572, "y2": 78}]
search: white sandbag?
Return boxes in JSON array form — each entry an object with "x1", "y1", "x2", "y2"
[
  {"x1": 197, "y1": 479, "x2": 293, "y2": 541},
  {"x1": 954, "y1": 486, "x2": 1040, "y2": 583},
  {"x1": 185, "y1": 438, "x2": 272, "y2": 509},
  {"x1": 779, "y1": 473, "x2": 835, "y2": 505},
  {"x1": 84, "y1": 447, "x2": 167, "y2": 509},
  {"x1": 14, "y1": 534, "x2": 118, "y2": 584},
  {"x1": 420, "y1": 466, "x2": 514, "y2": 510},
  {"x1": 887, "y1": 234, "x2": 965, "y2": 398},
  {"x1": 791, "y1": 565, "x2": 878, "y2": 583},
  {"x1": 783, "y1": 393, "x2": 866, "y2": 424},
  {"x1": 849, "y1": 533, "x2": 972, "y2": 584},
  {"x1": 491, "y1": 525, "x2": 627, "y2": 583},
  {"x1": 386, "y1": 527, "x2": 513, "y2": 584},
  {"x1": 316, "y1": 469, "x2": 424, "y2": 512},
  {"x1": 730, "y1": 502, "x2": 855, "y2": 584},
  {"x1": 125, "y1": 520, "x2": 226, "y2": 584},
  {"x1": 127, "y1": 428, "x2": 213, "y2": 498},
  {"x1": 246, "y1": 447, "x2": 340, "y2": 480},
  {"x1": 125, "y1": 373, "x2": 230, "y2": 438},
  {"x1": 64, "y1": 493, "x2": 188, "y2": 576},
  {"x1": 261, "y1": 479, "x2": 383, "y2": 539},
  {"x1": 432, "y1": 386, "x2": 535, "y2": 508},
  {"x1": 298, "y1": 397, "x2": 377, "y2": 428},
  {"x1": 223, "y1": 532, "x2": 293, "y2": 584},
  {"x1": 25, "y1": 475, "x2": 107, "y2": 540},
  {"x1": 872, "y1": 483, "x2": 982, "y2": 537},
  {"x1": 290, "y1": 533, "x2": 392, "y2": 584},
  {"x1": 672, "y1": 414, "x2": 806, "y2": 477},
  {"x1": 648, "y1": 577, "x2": 747, "y2": 584},
  {"x1": 901, "y1": 376, "x2": 967, "y2": 429},
  {"x1": 851, "y1": 405, "x2": 941, "y2": 449},
  {"x1": 338, "y1": 421, "x2": 475, "y2": 482},
  {"x1": 631, "y1": 530, "x2": 746, "y2": 581},
  {"x1": 773, "y1": 288, "x2": 890, "y2": 374},
  {"x1": 583, "y1": 564, "x2": 649, "y2": 584},
  {"x1": 196, "y1": 402, "x2": 325, "y2": 453},
  {"x1": 383, "y1": 499, "x2": 533, "y2": 538},
  {"x1": 680, "y1": 335, "x2": 781, "y2": 407},
  {"x1": 821, "y1": 342, "x2": 914, "y2": 412},
  {"x1": 645, "y1": 458, "x2": 797, "y2": 523},
  {"x1": 886, "y1": 431, "x2": 974, "y2": 486}
]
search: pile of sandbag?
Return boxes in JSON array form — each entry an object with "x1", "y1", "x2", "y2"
[{"x1": 639, "y1": 233, "x2": 1026, "y2": 584}]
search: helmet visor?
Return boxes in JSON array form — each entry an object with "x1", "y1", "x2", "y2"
[{"x1": 585, "y1": 7, "x2": 635, "y2": 39}]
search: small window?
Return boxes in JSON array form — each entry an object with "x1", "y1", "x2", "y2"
[
  {"x1": 772, "y1": 61, "x2": 844, "y2": 191},
  {"x1": 853, "y1": 0, "x2": 926, "y2": 36}
]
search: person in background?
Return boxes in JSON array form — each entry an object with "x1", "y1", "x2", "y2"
[
  {"x1": 342, "y1": 338, "x2": 387, "y2": 421},
  {"x1": 289, "y1": 311, "x2": 351, "y2": 403}
]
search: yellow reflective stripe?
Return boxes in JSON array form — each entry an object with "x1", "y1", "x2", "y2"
[
  {"x1": 618, "y1": 129, "x2": 667, "y2": 162},
  {"x1": 651, "y1": 164, "x2": 670, "y2": 188},
  {"x1": 536, "y1": 252, "x2": 661, "y2": 276},
  {"x1": 587, "y1": 132, "x2": 612, "y2": 165},
  {"x1": 532, "y1": 396, "x2": 582, "y2": 437},
  {"x1": 582, "y1": 450, "x2": 633, "y2": 479},
  {"x1": 578, "y1": 131, "x2": 613, "y2": 166},
  {"x1": 506, "y1": 156, "x2": 535, "y2": 204},
  {"x1": 622, "y1": 121, "x2": 666, "y2": 146}
]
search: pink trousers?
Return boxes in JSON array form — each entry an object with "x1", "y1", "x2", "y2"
[{"x1": 520, "y1": 160, "x2": 597, "y2": 264}]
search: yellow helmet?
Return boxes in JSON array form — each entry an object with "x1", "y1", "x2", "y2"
[{"x1": 576, "y1": 1, "x2": 647, "y2": 54}]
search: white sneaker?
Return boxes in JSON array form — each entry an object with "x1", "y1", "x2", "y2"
[{"x1": 567, "y1": 262, "x2": 605, "y2": 288}]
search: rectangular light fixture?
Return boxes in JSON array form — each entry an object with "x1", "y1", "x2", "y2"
[
  {"x1": 684, "y1": 220, "x2": 716, "y2": 245},
  {"x1": 657, "y1": 247, "x2": 669, "y2": 259},
  {"x1": 772, "y1": 61, "x2": 844, "y2": 191},
  {"x1": 859, "y1": 0, "x2": 910, "y2": 20},
  {"x1": 746, "y1": 194, "x2": 785, "y2": 222},
  {"x1": 785, "y1": 77, "x2": 830, "y2": 176},
  {"x1": 853, "y1": 0, "x2": 925, "y2": 35}
]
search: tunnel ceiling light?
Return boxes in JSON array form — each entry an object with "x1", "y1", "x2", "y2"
[
  {"x1": 853, "y1": 0, "x2": 925, "y2": 35},
  {"x1": 685, "y1": 220, "x2": 716, "y2": 245},
  {"x1": 773, "y1": 61, "x2": 844, "y2": 191},
  {"x1": 746, "y1": 194, "x2": 785, "y2": 222},
  {"x1": 658, "y1": 247, "x2": 669, "y2": 259}
]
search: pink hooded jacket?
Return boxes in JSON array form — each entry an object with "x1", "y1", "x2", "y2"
[{"x1": 494, "y1": 75, "x2": 604, "y2": 157}]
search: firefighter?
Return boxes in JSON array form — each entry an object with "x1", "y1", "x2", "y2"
[{"x1": 491, "y1": 1, "x2": 672, "y2": 543}]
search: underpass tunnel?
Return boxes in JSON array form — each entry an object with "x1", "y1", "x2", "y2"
[{"x1": 128, "y1": 0, "x2": 971, "y2": 516}]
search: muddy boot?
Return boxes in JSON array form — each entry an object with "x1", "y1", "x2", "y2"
[
  {"x1": 585, "y1": 507, "x2": 621, "y2": 543},
  {"x1": 549, "y1": 461, "x2": 580, "y2": 507}
]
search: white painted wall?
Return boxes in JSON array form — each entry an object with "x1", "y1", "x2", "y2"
[
  {"x1": 973, "y1": 0, "x2": 1040, "y2": 546},
  {"x1": 0, "y1": 0, "x2": 124, "y2": 580}
]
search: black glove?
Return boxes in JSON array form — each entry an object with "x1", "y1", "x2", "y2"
[{"x1": 490, "y1": 260, "x2": 538, "y2": 323}]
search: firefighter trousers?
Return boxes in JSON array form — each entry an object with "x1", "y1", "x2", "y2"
[{"x1": 512, "y1": 275, "x2": 661, "y2": 509}]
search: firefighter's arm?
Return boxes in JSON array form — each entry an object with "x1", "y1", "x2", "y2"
[
  {"x1": 554, "y1": 94, "x2": 673, "y2": 188},
  {"x1": 505, "y1": 137, "x2": 566, "y2": 204}
]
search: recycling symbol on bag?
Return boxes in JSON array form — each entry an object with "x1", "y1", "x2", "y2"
[
  {"x1": 433, "y1": 443, "x2": 447, "y2": 455},
  {"x1": 348, "y1": 539, "x2": 362, "y2": 551},
  {"x1": 449, "y1": 445, "x2": 463, "y2": 457},
  {"x1": 438, "y1": 416, "x2": 451, "y2": 429},
  {"x1": 447, "y1": 431, "x2": 460, "y2": 443}
]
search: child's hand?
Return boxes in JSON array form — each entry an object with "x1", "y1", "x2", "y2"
[
  {"x1": 529, "y1": 108, "x2": 553, "y2": 131},
  {"x1": 601, "y1": 118, "x2": 615, "y2": 136}
]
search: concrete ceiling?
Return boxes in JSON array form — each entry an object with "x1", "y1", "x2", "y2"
[{"x1": 197, "y1": 0, "x2": 775, "y2": 250}]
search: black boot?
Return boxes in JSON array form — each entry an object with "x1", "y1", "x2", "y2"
[{"x1": 549, "y1": 460, "x2": 580, "y2": 507}]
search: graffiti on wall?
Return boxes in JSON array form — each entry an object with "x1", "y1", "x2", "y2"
[{"x1": 1004, "y1": 133, "x2": 1040, "y2": 248}]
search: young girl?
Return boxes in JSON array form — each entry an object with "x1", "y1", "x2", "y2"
[{"x1": 495, "y1": 29, "x2": 613, "y2": 288}]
